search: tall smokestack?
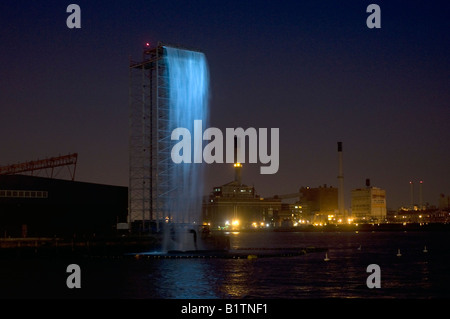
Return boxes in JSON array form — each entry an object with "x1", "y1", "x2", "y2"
[
  {"x1": 337, "y1": 142, "x2": 345, "y2": 220},
  {"x1": 419, "y1": 180, "x2": 423, "y2": 210},
  {"x1": 410, "y1": 181, "x2": 414, "y2": 209},
  {"x1": 234, "y1": 137, "x2": 242, "y2": 185},
  {"x1": 366, "y1": 178, "x2": 371, "y2": 187}
]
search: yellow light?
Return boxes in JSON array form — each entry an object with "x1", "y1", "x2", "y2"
[
  {"x1": 313, "y1": 222, "x2": 324, "y2": 226},
  {"x1": 232, "y1": 219, "x2": 240, "y2": 226}
]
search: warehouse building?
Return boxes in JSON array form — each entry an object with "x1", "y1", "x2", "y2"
[{"x1": 0, "y1": 174, "x2": 127, "y2": 238}]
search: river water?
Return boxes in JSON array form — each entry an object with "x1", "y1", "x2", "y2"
[{"x1": 1, "y1": 231, "x2": 449, "y2": 299}]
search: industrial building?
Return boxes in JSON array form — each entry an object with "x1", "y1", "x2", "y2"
[
  {"x1": 351, "y1": 179, "x2": 387, "y2": 222},
  {"x1": 0, "y1": 174, "x2": 127, "y2": 238},
  {"x1": 297, "y1": 185, "x2": 339, "y2": 224},
  {"x1": 202, "y1": 163, "x2": 281, "y2": 230},
  {"x1": 439, "y1": 193, "x2": 450, "y2": 210},
  {"x1": 278, "y1": 203, "x2": 308, "y2": 227}
]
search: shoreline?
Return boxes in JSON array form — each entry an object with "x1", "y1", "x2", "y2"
[{"x1": 1, "y1": 222, "x2": 449, "y2": 257}]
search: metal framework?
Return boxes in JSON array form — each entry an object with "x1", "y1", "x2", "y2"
[
  {"x1": 129, "y1": 42, "x2": 209, "y2": 232},
  {"x1": 129, "y1": 42, "x2": 172, "y2": 231},
  {"x1": 0, "y1": 153, "x2": 78, "y2": 181}
]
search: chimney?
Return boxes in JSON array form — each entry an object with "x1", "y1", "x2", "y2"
[
  {"x1": 419, "y1": 180, "x2": 423, "y2": 210},
  {"x1": 337, "y1": 142, "x2": 345, "y2": 220},
  {"x1": 366, "y1": 178, "x2": 371, "y2": 187},
  {"x1": 234, "y1": 137, "x2": 242, "y2": 185}
]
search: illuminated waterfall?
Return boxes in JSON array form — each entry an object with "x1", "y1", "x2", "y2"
[{"x1": 163, "y1": 46, "x2": 209, "y2": 251}]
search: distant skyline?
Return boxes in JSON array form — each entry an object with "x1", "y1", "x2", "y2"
[{"x1": 0, "y1": 1, "x2": 448, "y2": 210}]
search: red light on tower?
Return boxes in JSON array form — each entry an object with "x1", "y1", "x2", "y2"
[{"x1": 143, "y1": 42, "x2": 152, "y2": 56}]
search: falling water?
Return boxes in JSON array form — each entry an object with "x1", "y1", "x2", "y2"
[{"x1": 162, "y1": 45, "x2": 209, "y2": 251}]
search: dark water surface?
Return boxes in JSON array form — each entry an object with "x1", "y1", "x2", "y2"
[{"x1": 1, "y1": 231, "x2": 449, "y2": 299}]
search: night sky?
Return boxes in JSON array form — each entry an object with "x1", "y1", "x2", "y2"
[{"x1": 0, "y1": 1, "x2": 448, "y2": 210}]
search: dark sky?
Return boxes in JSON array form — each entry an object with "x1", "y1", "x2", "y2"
[{"x1": 0, "y1": 1, "x2": 448, "y2": 210}]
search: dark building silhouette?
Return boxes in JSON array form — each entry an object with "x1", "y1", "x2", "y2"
[{"x1": 0, "y1": 175, "x2": 127, "y2": 238}]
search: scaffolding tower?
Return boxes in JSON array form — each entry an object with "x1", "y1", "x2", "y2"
[
  {"x1": 129, "y1": 42, "x2": 171, "y2": 231},
  {"x1": 129, "y1": 41, "x2": 210, "y2": 232}
]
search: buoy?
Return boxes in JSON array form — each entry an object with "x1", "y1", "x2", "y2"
[
  {"x1": 324, "y1": 253, "x2": 330, "y2": 261},
  {"x1": 423, "y1": 245, "x2": 428, "y2": 253},
  {"x1": 396, "y1": 249, "x2": 402, "y2": 257}
]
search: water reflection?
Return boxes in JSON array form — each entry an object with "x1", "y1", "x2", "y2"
[
  {"x1": 220, "y1": 260, "x2": 257, "y2": 298},
  {"x1": 113, "y1": 232, "x2": 450, "y2": 298},
  {"x1": 148, "y1": 259, "x2": 220, "y2": 298}
]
